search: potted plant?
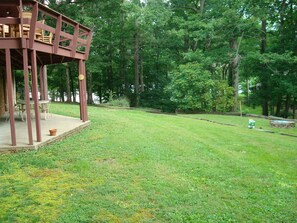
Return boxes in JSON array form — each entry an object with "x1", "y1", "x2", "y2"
[{"x1": 49, "y1": 128, "x2": 57, "y2": 136}]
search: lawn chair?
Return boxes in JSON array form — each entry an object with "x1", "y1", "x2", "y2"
[
  {"x1": 35, "y1": 20, "x2": 53, "y2": 44},
  {"x1": 21, "y1": 11, "x2": 32, "y2": 38},
  {"x1": 0, "y1": 24, "x2": 10, "y2": 37},
  {"x1": 5, "y1": 103, "x2": 23, "y2": 122},
  {"x1": 39, "y1": 100, "x2": 51, "y2": 120}
]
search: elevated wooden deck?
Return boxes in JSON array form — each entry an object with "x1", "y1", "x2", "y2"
[
  {"x1": 0, "y1": 0, "x2": 91, "y2": 147},
  {"x1": 0, "y1": 0, "x2": 92, "y2": 67}
]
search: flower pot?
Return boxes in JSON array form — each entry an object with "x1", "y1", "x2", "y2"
[{"x1": 49, "y1": 128, "x2": 57, "y2": 136}]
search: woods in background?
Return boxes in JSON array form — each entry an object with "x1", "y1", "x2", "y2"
[{"x1": 43, "y1": 0, "x2": 297, "y2": 118}]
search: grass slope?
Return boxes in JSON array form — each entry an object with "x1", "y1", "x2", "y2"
[
  {"x1": 0, "y1": 103, "x2": 296, "y2": 222},
  {"x1": 179, "y1": 114, "x2": 297, "y2": 137}
]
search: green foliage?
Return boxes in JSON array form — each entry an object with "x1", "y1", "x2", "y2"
[
  {"x1": 243, "y1": 51, "x2": 297, "y2": 117},
  {"x1": 44, "y1": 0, "x2": 297, "y2": 115},
  {"x1": 139, "y1": 89, "x2": 177, "y2": 113},
  {"x1": 106, "y1": 90, "x2": 130, "y2": 107},
  {"x1": 167, "y1": 63, "x2": 214, "y2": 111},
  {"x1": 167, "y1": 62, "x2": 234, "y2": 112},
  {"x1": 212, "y1": 80, "x2": 234, "y2": 112},
  {"x1": 107, "y1": 97, "x2": 130, "y2": 107}
]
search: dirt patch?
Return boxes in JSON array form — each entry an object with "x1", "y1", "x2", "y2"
[{"x1": 94, "y1": 158, "x2": 116, "y2": 165}]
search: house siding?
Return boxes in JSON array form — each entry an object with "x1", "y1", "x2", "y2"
[{"x1": 0, "y1": 69, "x2": 5, "y2": 117}]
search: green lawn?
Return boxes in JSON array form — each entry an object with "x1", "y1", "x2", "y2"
[
  {"x1": 0, "y1": 103, "x2": 296, "y2": 222},
  {"x1": 179, "y1": 114, "x2": 297, "y2": 137}
]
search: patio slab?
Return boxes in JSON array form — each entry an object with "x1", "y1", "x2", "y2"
[{"x1": 0, "y1": 114, "x2": 90, "y2": 153}]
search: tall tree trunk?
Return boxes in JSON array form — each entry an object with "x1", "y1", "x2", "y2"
[
  {"x1": 200, "y1": 0, "x2": 205, "y2": 15},
  {"x1": 120, "y1": 44, "x2": 128, "y2": 94},
  {"x1": 279, "y1": 0, "x2": 286, "y2": 52},
  {"x1": 134, "y1": 23, "x2": 139, "y2": 107},
  {"x1": 65, "y1": 63, "x2": 71, "y2": 103},
  {"x1": 59, "y1": 91, "x2": 64, "y2": 102},
  {"x1": 262, "y1": 95, "x2": 269, "y2": 116},
  {"x1": 229, "y1": 38, "x2": 240, "y2": 112},
  {"x1": 261, "y1": 19, "x2": 269, "y2": 116},
  {"x1": 284, "y1": 94, "x2": 290, "y2": 118},
  {"x1": 69, "y1": 66, "x2": 76, "y2": 103},
  {"x1": 120, "y1": 1, "x2": 128, "y2": 94},
  {"x1": 261, "y1": 20, "x2": 267, "y2": 55},
  {"x1": 107, "y1": 46, "x2": 113, "y2": 92},
  {"x1": 293, "y1": 97, "x2": 296, "y2": 119},
  {"x1": 140, "y1": 52, "x2": 144, "y2": 93},
  {"x1": 87, "y1": 69, "x2": 94, "y2": 104},
  {"x1": 246, "y1": 78, "x2": 250, "y2": 105},
  {"x1": 276, "y1": 96, "x2": 282, "y2": 117},
  {"x1": 107, "y1": 21, "x2": 114, "y2": 92},
  {"x1": 269, "y1": 105, "x2": 274, "y2": 116}
]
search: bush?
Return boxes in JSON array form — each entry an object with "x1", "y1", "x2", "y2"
[
  {"x1": 105, "y1": 90, "x2": 130, "y2": 107},
  {"x1": 107, "y1": 97, "x2": 130, "y2": 107},
  {"x1": 166, "y1": 63, "x2": 234, "y2": 112},
  {"x1": 139, "y1": 89, "x2": 177, "y2": 113}
]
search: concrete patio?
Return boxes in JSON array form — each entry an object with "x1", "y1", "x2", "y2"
[{"x1": 0, "y1": 114, "x2": 90, "y2": 153}]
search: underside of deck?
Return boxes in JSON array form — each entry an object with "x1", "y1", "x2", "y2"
[{"x1": 0, "y1": 40, "x2": 85, "y2": 68}]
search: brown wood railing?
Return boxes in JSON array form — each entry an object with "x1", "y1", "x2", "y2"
[{"x1": 0, "y1": 0, "x2": 92, "y2": 60}]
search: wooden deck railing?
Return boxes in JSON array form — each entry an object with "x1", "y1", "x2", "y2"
[{"x1": 0, "y1": 0, "x2": 92, "y2": 60}]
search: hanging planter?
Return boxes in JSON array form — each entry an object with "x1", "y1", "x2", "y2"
[{"x1": 49, "y1": 128, "x2": 57, "y2": 136}]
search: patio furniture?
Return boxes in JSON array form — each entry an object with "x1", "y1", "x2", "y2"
[
  {"x1": 35, "y1": 20, "x2": 53, "y2": 44},
  {"x1": 21, "y1": 11, "x2": 32, "y2": 38},
  {"x1": 4, "y1": 103, "x2": 23, "y2": 122},
  {"x1": 17, "y1": 100, "x2": 50, "y2": 120},
  {"x1": 0, "y1": 24, "x2": 9, "y2": 37},
  {"x1": 21, "y1": 12, "x2": 53, "y2": 43}
]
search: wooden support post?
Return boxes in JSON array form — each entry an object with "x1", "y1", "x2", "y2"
[
  {"x1": 78, "y1": 60, "x2": 84, "y2": 121},
  {"x1": 23, "y1": 48, "x2": 33, "y2": 145},
  {"x1": 29, "y1": 2, "x2": 38, "y2": 49},
  {"x1": 82, "y1": 60, "x2": 88, "y2": 121},
  {"x1": 43, "y1": 65, "x2": 48, "y2": 100},
  {"x1": 31, "y1": 50, "x2": 42, "y2": 142},
  {"x1": 5, "y1": 49, "x2": 16, "y2": 146},
  {"x1": 72, "y1": 24, "x2": 79, "y2": 58},
  {"x1": 54, "y1": 15, "x2": 62, "y2": 54},
  {"x1": 19, "y1": 0, "x2": 24, "y2": 37},
  {"x1": 39, "y1": 66, "x2": 44, "y2": 100},
  {"x1": 85, "y1": 31, "x2": 92, "y2": 60}
]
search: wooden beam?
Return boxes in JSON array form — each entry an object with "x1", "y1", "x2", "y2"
[
  {"x1": 82, "y1": 60, "x2": 88, "y2": 121},
  {"x1": 0, "y1": 39, "x2": 23, "y2": 49},
  {"x1": 31, "y1": 50, "x2": 42, "y2": 142},
  {"x1": 54, "y1": 15, "x2": 62, "y2": 54},
  {"x1": 43, "y1": 65, "x2": 48, "y2": 100},
  {"x1": 85, "y1": 31, "x2": 92, "y2": 60},
  {"x1": 0, "y1": 50, "x2": 23, "y2": 68},
  {"x1": 78, "y1": 60, "x2": 87, "y2": 122},
  {"x1": 36, "y1": 53, "x2": 43, "y2": 66},
  {"x1": 78, "y1": 60, "x2": 83, "y2": 120},
  {"x1": 5, "y1": 49, "x2": 16, "y2": 146},
  {"x1": 19, "y1": 0, "x2": 24, "y2": 37},
  {"x1": 29, "y1": 2, "x2": 38, "y2": 49},
  {"x1": 23, "y1": 48, "x2": 33, "y2": 145},
  {"x1": 39, "y1": 66, "x2": 44, "y2": 100},
  {"x1": 0, "y1": 18, "x2": 20, "y2": 24},
  {"x1": 71, "y1": 24, "x2": 79, "y2": 58}
]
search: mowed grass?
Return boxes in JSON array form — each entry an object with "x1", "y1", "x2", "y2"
[
  {"x1": 179, "y1": 114, "x2": 297, "y2": 137},
  {"x1": 0, "y1": 103, "x2": 296, "y2": 222}
]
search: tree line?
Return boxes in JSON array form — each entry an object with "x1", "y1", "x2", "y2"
[{"x1": 44, "y1": 0, "x2": 297, "y2": 118}]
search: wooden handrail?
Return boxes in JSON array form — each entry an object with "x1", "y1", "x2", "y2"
[{"x1": 0, "y1": 0, "x2": 92, "y2": 58}]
